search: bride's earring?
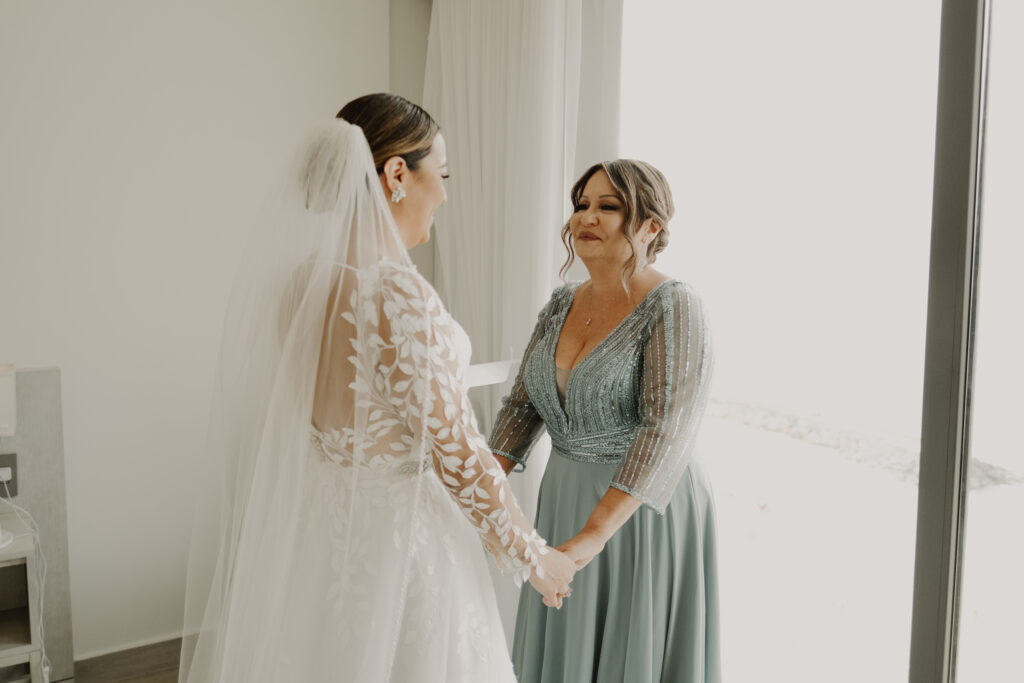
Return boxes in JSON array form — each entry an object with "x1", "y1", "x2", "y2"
[{"x1": 391, "y1": 186, "x2": 406, "y2": 204}]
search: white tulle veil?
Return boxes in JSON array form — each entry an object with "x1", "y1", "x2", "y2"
[{"x1": 178, "y1": 119, "x2": 432, "y2": 682}]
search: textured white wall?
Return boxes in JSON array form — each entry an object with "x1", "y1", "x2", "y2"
[{"x1": 0, "y1": 0, "x2": 388, "y2": 658}]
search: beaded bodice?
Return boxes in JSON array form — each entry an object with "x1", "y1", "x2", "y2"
[{"x1": 489, "y1": 280, "x2": 714, "y2": 513}]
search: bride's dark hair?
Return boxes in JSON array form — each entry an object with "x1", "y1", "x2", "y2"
[{"x1": 337, "y1": 93, "x2": 440, "y2": 174}]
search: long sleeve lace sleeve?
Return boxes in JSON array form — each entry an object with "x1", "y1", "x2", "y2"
[
  {"x1": 379, "y1": 269, "x2": 549, "y2": 583},
  {"x1": 611, "y1": 283, "x2": 714, "y2": 514},
  {"x1": 487, "y1": 295, "x2": 557, "y2": 470}
]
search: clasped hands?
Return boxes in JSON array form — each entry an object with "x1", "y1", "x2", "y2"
[{"x1": 528, "y1": 529, "x2": 607, "y2": 609}]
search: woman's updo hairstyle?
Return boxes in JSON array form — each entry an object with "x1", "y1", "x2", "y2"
[
  {"x1": 560, "y1": 159, "x2": 675, "y2": 290},
  {"x1": 336, "y1": 93, "x2": 439, "y2": 174}
]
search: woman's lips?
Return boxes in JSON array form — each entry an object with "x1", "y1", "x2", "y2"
[{"x1": 577, "y1": 231, "x2": 600, "y2": 241}]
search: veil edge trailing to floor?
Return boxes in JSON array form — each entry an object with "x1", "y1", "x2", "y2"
[{"x1": 178, "y1": 120, "x2": 434, "y2": 682}]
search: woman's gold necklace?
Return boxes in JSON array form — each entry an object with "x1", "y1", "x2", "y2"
[
  {"x1": 584, "y1": 249, "x2": 650, "y2": 327},
  {"x1": 585, "y1": 284, "x2": 594, "y2": 326},
  {"x1": 585, "y1": 284, "x2": 593, "y2": 327},
  {"x1": 585, "y1": 280, "x2": 639, "y2": 327}
]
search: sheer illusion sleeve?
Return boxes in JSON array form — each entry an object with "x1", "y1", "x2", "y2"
[
  {"x1": 378, "y1": 268, "x2": 549, "y2": 583},
  {"x1": 611, "y1": 283, "x2": 714, "y2": 514},
  {"x1": 488, "y1": 293, "x2": 559, "y2": 470}
]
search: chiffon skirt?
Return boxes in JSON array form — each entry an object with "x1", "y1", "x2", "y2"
[
  {"x1": 512, "y1": 449, "x2": 721, "y2": 683},
  {"x1": 273, "y1": 447, "x2": 517, "y2": 683}
]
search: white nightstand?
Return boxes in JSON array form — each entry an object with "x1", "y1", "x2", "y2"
[{"x1": 0, "y1": 513, "x2": 41, "y2": 683}]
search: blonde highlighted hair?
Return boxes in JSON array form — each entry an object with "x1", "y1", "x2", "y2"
[{"x1": 560, "y1": 159, "x2": 675, "y2": 293}]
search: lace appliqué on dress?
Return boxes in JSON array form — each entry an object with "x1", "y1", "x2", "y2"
[{"x1": 318, "y1": 264, "x2": 548, "y2": 586}]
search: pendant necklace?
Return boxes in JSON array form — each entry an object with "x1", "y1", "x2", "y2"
[{"x1": 585, "y1": 283, "x2": 593, "y2": 326}]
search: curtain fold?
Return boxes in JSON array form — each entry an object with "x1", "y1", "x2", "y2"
[
  {"x1": 424, "y1": 0, "x2": 581, "y2": 371},
  {"x1": 423, "y1": 0, "x2": 622, "y2": 644}
]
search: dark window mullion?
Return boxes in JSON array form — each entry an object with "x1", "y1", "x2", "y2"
[{"x1": 909, "y1": 0, "x2": 991, "y2": 681}]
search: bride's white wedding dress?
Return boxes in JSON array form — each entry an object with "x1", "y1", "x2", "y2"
[
  {"x1": 179, "y1": 121, "x2": 548, "y2": 683},
  {"x1": 279, "y1": 264, "x2": 535, "y2": 682}
]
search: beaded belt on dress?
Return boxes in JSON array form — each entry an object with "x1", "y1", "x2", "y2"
[{"x1": 548, "y1": 425, "x2": 637, "y2": 465}]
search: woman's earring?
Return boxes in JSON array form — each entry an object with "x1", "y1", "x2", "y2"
[{"x1": 391, "y1": 186, "x2": 406, "y2": 204}]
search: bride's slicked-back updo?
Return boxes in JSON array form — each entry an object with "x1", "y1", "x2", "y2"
[
  {"x1": 560, "y1": 159, "x2": 675, "y2": 289},
  {"x1": 337, "y1": 93, "x2": 440, "y2": 173}
]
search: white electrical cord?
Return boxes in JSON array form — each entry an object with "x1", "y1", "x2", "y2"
[
  {"x1": 1, "y1": 480, "x2": 51, "y2": 683},
  {"x1": 0, "y1": 528, "x2": 14, "y2": 551}
]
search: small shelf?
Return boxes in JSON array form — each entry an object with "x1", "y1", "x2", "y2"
[
  {"x1": 0, "y1": 657, "x2": 31, "y2": 683},
  {"x1": 0, "y1": 517, "x2": 32, "y2": 565},
  {"x1": 0, "y1": 608, "x2": 31, "y2": 653},
  {"x1": 0, "y1": 515, "x2": 39, "y2": 683}
]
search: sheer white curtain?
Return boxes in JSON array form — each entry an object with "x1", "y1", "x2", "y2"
[
  {"x1": 424, "y1": 0, "x2": 580, "y2": 385},
  {"x1": 423, "y1": 0, "x2": 608, "y2": 642},
  {"x1": 423, "y1": 0, "x2": 580, "y2": 510}
]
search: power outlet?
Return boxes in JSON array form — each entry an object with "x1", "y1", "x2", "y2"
[{"x1": 0, "y1": 453, "x2": 16, "y2": 497}]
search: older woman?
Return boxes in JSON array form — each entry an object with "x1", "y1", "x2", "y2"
[{"x1": 491, "y1": 160, "x2": 721, "y2": 682}]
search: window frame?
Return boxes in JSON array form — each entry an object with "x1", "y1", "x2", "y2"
[{"x1": 909, "y1": 0, "x2": 991, "y2": 680}]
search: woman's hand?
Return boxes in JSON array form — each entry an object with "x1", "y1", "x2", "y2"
[
  {"x1": 529, "y1": 547, "x2": 576, "y2": 608},
  {"x1": 556, "y1": 529, "x2": 607, "y2": 570},
  {"x1": 557, "y1": 488, "x2": 639, "y2": 571}
]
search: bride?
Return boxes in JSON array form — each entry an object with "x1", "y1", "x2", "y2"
[{"x1": 178, "y1": 93, "x2": 575, "y2": 682}]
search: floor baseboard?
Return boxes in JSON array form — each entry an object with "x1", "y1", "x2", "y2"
[{"x1": 73, "y1": 638, "x2": 180, "y2": 683}]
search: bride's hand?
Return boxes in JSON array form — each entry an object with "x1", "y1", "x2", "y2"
[{"x1": 529, "y1": 547, "x2": 576, "y2": 609}]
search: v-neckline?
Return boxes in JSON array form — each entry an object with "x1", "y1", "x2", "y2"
[{"x1": 550, "y1": 279, "x2": 675, "y2": 422}]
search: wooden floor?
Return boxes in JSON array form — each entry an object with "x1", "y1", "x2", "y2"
[
  {"x1": 69, "y1": 638, "x2": 180, "y2": 683},
  {"x1": 69, "y1": 671, "x2": 177, "y2": 683}
]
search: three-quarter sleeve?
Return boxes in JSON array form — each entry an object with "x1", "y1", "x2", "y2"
[
  {"x1": 487, "y1": 293, "x2": 559, "y2": 470},
  {"x1": 611, "y1": 283, "x2": 714, "y2": 514}
]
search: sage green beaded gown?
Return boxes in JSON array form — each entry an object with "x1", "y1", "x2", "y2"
[{"x1": 490, "y1": 280, "x2": 721, "y2": 683}]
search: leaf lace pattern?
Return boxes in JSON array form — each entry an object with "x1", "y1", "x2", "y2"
[{"x1": 314, "y1": 263, "x2": 548, "y2": 585}]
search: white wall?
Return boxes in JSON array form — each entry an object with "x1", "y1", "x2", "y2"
[
  {"x1": 391, "y1": 0, "x2": 438, "y2": 281},
  {"x1": 390, "y1": 0, "x2": 433, "y2": 109},
  {"x1": 0, "y1": 0, "x2": 388, "y2": 658}
]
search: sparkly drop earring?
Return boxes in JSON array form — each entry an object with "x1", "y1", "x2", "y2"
[{"x1": 391, "y1": 186, "x2": 406, "y2": 203}]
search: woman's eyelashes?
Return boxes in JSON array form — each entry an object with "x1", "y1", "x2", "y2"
[{"x1": 573, "y1": 202, "x2": 621, "y2": 212}]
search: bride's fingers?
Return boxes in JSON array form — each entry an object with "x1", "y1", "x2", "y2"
[{"x1": 541, "y1": 590, "x2": 564, "y2": 609}]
